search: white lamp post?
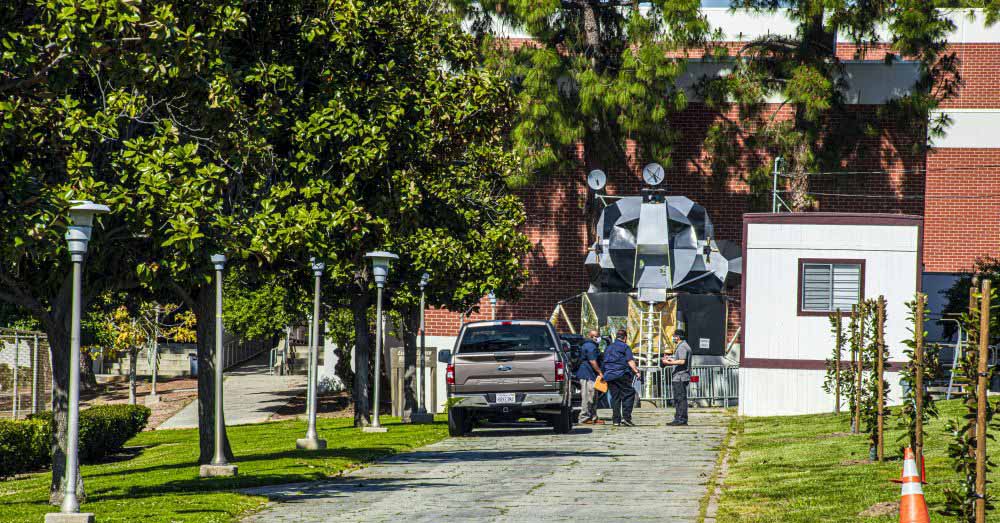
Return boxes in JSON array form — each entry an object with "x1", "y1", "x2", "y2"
[
  {"x1": 363, "y1": 251, "x2": 397, "y2": 432},
  {"x1": 297, "y1": 258, "x2": 327, "y2": 449},
  {"x1": 411, "y1": 273, "x2": 433, "y2": 423},
  {"x1": 48, "y1": 201, "x2": 109, "y2": 523},
  {"x1": 199, "y1": 254, "x2": 237, "y2": 477},
  {"x1": 488, "y1": 291, "x2": 498, "y2": 320}
]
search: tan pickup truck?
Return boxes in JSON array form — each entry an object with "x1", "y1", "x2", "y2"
[{"x1": 440, "y1": 320, "x2": 574, "y2": 436}]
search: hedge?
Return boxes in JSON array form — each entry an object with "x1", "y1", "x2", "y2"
[
  {"x1": 0, "y1": 418, "x2": 51, "y2": 479},
  {"x1": 1, "y1": 404, "x2": 151, "y2": 479}
]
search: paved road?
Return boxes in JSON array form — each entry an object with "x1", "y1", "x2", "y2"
[
  {"x1": 243, "y1": 409, "x2": 728, "y2": 522},
  {"x1": 157, "y1": 353, "x2": 305, "y2": 430}
]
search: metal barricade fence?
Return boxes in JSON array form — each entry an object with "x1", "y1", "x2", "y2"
[
  {"x1": 636, "y1": 365, "x2": 739, "y2": 408},
  {"x1": 0, "y1": 329, "x2": 50, "y2": 419}
]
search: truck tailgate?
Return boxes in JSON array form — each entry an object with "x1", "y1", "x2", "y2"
[{"x1": 453, "y1": 351, "x2": 556, "y2": 393}]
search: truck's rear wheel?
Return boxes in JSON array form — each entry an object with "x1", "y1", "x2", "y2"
[
  {"x1": 553, "y1": 406, "x2": 573, "y2": 434},
  {"x1": 448, "y1": 407, "x2": 472, "y2": 436}
]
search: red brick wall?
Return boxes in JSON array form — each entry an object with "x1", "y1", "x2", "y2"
[
  {"x1": 425, "y1": 40, "x2": 1000, "y2": 337},
  {"x1": 924, "y1": 149, "x2": 1000, "y2": 272}
]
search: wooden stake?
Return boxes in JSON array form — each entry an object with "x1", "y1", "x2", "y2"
[
  {"x1": 915, "y1": 293, "x2": 925, "y2": 474},
  {"x1": 975, "y1": 279, "x2": 991, "y2": 523},
  {"x1": 876, "y1": 296, "x2": 886, "y2": 463},
  {"x1": 851, "y1": 304, "x2": 858, "y2": 432},
  {"x1": 855, "y1": 303, "x2": 865, "y2": 435},
  {"x1": 835, "y1": 315, "x2": 842, "y2": 414}
]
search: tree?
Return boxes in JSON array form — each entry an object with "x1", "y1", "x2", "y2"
[
  {"x1": 228, "y1": 0, "x2": 531, "y2": 426},
  {"x1": 87, "y1": 304, "x2": 149, "y2": 405},
  {"x1": 0, "y1": 0, "x2": 248, "y2": 500},
  {"x1": 700, "y1": 1, "x2": 963, "y2": 210},
  {"x1": 454, "y1": 0, "x2": 710, "y2": 186}
]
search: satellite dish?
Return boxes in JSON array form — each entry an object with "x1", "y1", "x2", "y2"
[
  {"x1": 642, "y1": 163, "x2": 665, "y2": 186},
  {"x1": 587, "y1": 169, "x2": 607, "y2": 191}
]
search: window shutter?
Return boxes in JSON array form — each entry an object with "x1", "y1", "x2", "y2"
[
  {"x1": 832, "y1": 264, "x2": 862, "y2": 312},
  {"x1": 802, "y1": 264, "x2": 833, "y2": 311}
]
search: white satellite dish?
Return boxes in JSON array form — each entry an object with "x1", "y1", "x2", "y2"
[
  {"x1": 642, "y1": 163, "x2": 665, "y2": 186},
  {"x1": 587, "y1": 169, "x2": 607, "y2": 191}
]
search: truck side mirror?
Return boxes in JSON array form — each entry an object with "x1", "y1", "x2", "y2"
[{"x1": 437, "y1": 349, "x2": 451, "y2": 363}]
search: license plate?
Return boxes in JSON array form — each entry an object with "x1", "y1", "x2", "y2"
[{"x1": 495, "y1": 393, "x2": 516, "y2": 404}]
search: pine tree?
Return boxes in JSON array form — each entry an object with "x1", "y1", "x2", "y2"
[
  {"x1": 700, "y1": 1, "x2": 964, "y2": 210},
  {"x1": 453, "y1": 0, "x2": 709, "y2": 186}
]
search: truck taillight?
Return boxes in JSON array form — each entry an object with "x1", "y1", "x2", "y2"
[
  {"x1": 446, "y1": 364, "x2": 455, "y2": 385},
  {"x1": 555, "y1": 361, "x2": 565, "y2": 382}
]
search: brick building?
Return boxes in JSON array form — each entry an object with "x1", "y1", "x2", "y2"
[{"x1": 424, "y1": 8, "x2": 1000, "y2": 354}]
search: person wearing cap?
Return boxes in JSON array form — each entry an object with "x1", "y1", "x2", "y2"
[
  {"x1": 601, "y1": 328, "x2": 641, "y2": 427},
  {"x1": 662, "y1": 330, "x2": 692, "y2": 426},
  {"x1": 576, "y1": 329, "x2": 604, "y2": 424}
]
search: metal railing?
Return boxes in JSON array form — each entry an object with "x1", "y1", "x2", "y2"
[
  {"x1": 222, "y1": 338, "x2": 270, "y2": 370},
  {"x1": 634, "y1": 365, "x2": 739, "y2": 409}
]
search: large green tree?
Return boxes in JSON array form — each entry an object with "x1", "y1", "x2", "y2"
[
  {"x1": 453, "y1": 0, "x2": 710, "y2": 186},
  {"x1": 229, "y1": 0, "x2": 530, "y2": 426},
  {"x1": 0, "y1": 0, "x2": 249, "y2": 499},
  {"x1": 700, "y1": 1, "x2": 964, "y2": 210}
]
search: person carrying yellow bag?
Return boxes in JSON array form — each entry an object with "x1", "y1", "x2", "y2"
[{"x1": 576, "y1": 330, "x2": 605, "y2": 424}]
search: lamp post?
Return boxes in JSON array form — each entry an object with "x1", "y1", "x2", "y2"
[
  {"x1": 363, "y1": 251, "x2": 398, "y2": 432},
  {"x1": 199, "y1": 254, "x2": 237, "y2": 477},
  {"x1": 48, "y1": 201, "x2": 109, "y2": 523},
  {"x1": 488, "y1": 291, "x2": 498, "y2": 321},
  {"x1": 297, "y1": 259, "x2": 327, "y2": 450},
  {"x1": 411, "y1": 273, "x2": 433, "y2": 423}
]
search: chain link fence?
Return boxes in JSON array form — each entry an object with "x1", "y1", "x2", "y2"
[{"x1": 0, "y1": 329, "x2": 50, "y2": 419}]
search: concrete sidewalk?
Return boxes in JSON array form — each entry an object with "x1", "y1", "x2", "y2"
[
  {"x1": 242, "y1": 409, "x2": 729, "y2": 522},
  {"x1": 157, "y1": 353, "x2": 306, "y2": 430}
]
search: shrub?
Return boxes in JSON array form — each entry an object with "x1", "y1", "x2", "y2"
[
  {"x1": 0, "y1": 418, "x2": 51, "y2": 479},
  {"x1": 22, "y1": 404, "x2": 151, "y2": 468}
]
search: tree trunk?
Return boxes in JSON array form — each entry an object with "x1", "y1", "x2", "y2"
[
  {"x1": 128, "y1": 348, "x2": 137, "y2": 405},
  {"x1": 351, "y1": 292, "x2": 372, "y2": 427},
  {"x1": 400, "y1": 307, "x2": 419, "y2": 422},
  {"x1": 192, "y1": 284, "x2": 233, "y2": 464},
  {"x1": 45, "y1": 311, "x2": 85, "y2": 505},
  {"x1": 80, "y1": 352, "x2": 98, "y2": 392}
]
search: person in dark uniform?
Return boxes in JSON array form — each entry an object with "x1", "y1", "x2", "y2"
[
  {"x1": 662, "y1": 330, "x2": 692, "y2": 426},
  {"x1": 601, "y1": 328, "x2": 642, "y2": 427},
  {"x1": 577, "y1": 330, "x2": 604, "y2": 424}
]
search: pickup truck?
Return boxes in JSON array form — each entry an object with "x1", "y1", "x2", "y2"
[{"x1": 440, "y1": 320, "x2": 574, "y2": 436}]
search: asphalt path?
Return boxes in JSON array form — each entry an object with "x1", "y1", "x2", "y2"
[{"x1": 243, "y1": 408, "x2": 728, "y2": 522}]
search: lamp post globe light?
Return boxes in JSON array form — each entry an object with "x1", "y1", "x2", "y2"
[
  {"x1": 488, "y1": 291, "x2": 498, "y2": 321},
  {"x1": 410, "y1": 273, "x2": 433, "y2": 423},
  {"x1": 363, "y1": 251, "x2": 398, "y2": 433},
  {"x1": 297, "y1": 258, "x2": 327, "y2": 450},
  {"x1": 199, "y1": 254, "x2": 238, "y2": 478},
  {"x1": 47, "y1": 201, "x2": 109, "y2": 523}
]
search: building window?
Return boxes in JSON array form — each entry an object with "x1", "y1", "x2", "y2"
[{"x1": 797, "y1": 259, "x2": 865, "y2": 316}]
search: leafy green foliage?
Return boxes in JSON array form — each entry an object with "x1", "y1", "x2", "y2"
[
  {"x1": 851, "y1": 298, "x2": 890, "y2": 457},
  {"x1": 702, "y1": 1, "x2": 964, "y2": 210},
  {"x1": 942, "y1": 284, "x2": 999, "y2": 521},
  {"x1": 454, "y1": 0, "x2": 709, "y2": 183},
  {"x1": 897, "y1": 295, "x2": 940, "y2": 454},
  {"x1": 823, "y1": 313, "x2": 852, "y2": 413},
  {"x1": 222, "y1": 270, "x2": 301, "y2": 341},
  {"x1": 30, "y1": 405, "x2": 150, "y2": 464},
  {"x1": 0, "y1": 418, "x2": 51, "y2": 479}
]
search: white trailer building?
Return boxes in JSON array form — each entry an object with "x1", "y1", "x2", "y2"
[{"x1": 739, "y1": 213, "x2": 922, "y2": 416}]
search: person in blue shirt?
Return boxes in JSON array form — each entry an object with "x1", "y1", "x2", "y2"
[
  {"x1": 576, "y1": 330, "x2": 604, "y2": 425},
  {"x1": 601, "y1": 328, "x2": 642, "y2": 427}
]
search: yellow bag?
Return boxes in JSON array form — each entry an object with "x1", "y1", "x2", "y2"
[{"x1": 594, "y1": 376, "x2": 609, "y2": 393}]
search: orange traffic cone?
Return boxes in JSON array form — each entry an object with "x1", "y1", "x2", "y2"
[{"x1": 899, "y1": 447, "x2": 930, "y2": 523}]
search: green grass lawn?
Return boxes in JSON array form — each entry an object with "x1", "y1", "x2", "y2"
[
  {"x1": 716, "y1": 399, "x2": 1000, "y2": 522},
  {"x1": 0, "y1": 416, "x2": 447, "y2": 522}
]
